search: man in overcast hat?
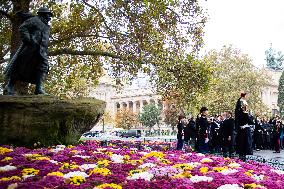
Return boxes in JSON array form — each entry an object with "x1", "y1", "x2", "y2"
[{"x1": 5, "y1": 7, "x2": 53, "y2": 95}]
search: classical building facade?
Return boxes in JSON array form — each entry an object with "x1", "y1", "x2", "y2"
[
  {"x1": 260, "y1": 69, "x2": 282, "y2": 115},
  {"x1": 89, "y1": 75, "x2": 170, "y2": 125},
  {"x1": 90, "y1": 69, "x2": 282, "y2": 125}
]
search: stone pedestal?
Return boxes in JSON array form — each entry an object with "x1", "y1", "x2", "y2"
[{"x1": 0, "y1": 95, "x2": 105, "y2": 147}]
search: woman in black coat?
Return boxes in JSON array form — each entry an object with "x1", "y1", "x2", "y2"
[
  {"x1": 235, "y1": 93, "x2": 254, "y2": 161},
  {"x1": 273, "y1": 121, "x2": 281, "y2": 153}
]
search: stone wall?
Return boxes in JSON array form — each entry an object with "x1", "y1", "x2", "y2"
[{"x1": 0, "y1": 95, "x2": 105, "y2": 147}]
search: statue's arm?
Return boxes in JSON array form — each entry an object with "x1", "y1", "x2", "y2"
[{"x1": 19, "y1": 18, "x2": 34, "y2": 45}]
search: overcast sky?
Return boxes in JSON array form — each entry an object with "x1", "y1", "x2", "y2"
[{"x1": 201, "y1": 0, "x2": 284, "y2": 67}]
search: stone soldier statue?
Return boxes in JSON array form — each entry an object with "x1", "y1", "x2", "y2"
[{"x1": 5, "y1": 7, "x2": 53, "y2": 95}]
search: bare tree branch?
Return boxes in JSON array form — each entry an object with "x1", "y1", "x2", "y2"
[
  {"x1": 49, "y1": 33, "x2": 110, "y2": 46},
  {"x1": 81, "y1": 0, "x2": 113, "y2": 32},
  {"x1": 48, "y1": 48, "x2": 121, "y2": 59}
]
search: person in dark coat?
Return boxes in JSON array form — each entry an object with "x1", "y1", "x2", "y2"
[
  {"x1": 184, "y1": 117, "x2": 196, "y2": 149},
  {"x1": 176, "y1": 115, "x2": 185, "y2": 150},
  {"x1": 253, "y1": 116, "x2": 263, "y2": 151},
  {"x1": 220, "y1": 111, "x2": 234, "y2": 158},
  {"x1": 196, "y1": 107, "x2": 209, "y2": 153},
  {"x1": 273, "y1": 121, "x2": 281, "y2": 153},
  {"x1": 235, "y1": 92, "x2": 254, "y2": 161},
  {"x1": 5, "y1": 7, "x2": 53, "y2": 95}
]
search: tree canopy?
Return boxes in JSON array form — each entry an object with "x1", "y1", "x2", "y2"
[
  {"x1": 0, "y1": 0, "x2": 209, "y2": 97},
  {"x1": 197, "y1": 45, "x2": 270, "y2": 116},
  {"x1": 139, "y1": 103, "x2": 161, "y2": 130},
  {"x1": 115, "y1": 109, "x2": 138, "y2": 130},
  {"x1": 278, "y1": 70, "x2": 284, "y2": 117}
]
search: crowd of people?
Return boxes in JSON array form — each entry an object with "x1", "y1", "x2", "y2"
[{"x1": 176, "y1": 93, "x2": 284, "y2": 161}]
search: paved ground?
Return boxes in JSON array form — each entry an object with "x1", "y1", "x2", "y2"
[
  {"x1": 253, "y1": 150, "x2": 284, "y2": 161},
  {"x1": 246, "y1": 150, "x2": 284, "y2": 170}
]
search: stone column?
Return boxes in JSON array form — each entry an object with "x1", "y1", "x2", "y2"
[
  {"x1": 140, "y1": 100, "x2": 144, "y2": 112},
  {"x1": 133, "y1": 101, "x2": 137, "y2": 113}
]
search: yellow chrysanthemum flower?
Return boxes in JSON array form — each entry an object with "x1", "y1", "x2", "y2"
[
  {"x1": 160, "y1": 158, "x2": 171, "y2": 164},
  {"x1": 1, "y1": 157, "x2": 13, "y2": 161},
  {"x1": 69, "y1": 176, "x2": 86, "y2": 185},
  {"x1": 24, "y1": 154, "x2": 50, "y2": 161},
  {"x1": 213, "y1": 166, "x2": 228, "y2": 172},
  {"x1": 244, "y1": 183, "x2": 265, "y2": 189},
  {"x1": 97, "y1": 160, "x2": 110, "y2": 167},
  {"x1": 90, "y1": 168, "x2": 111, "y2": 176},
  {"x1": 22, "y1": 168, "x2": 40, "y2": 176},
  {"x1": 105, "y1": 151, "x2": 113, "y2": 156},
  {"x1": 173, "y1": 163, "x2": 193, "y2": 171},
  {"x1": 0, "y1": 176, "x2": 21, "y2": 182},
  {"x1": 0, "y1": 147, "x2": 13, "y2": 155},
  {"x1": 60, "y1": 162, "x2": 79, "y2": 170},
  {"x1": 244, "y1": 170, "x2": 254, "y2": 177},
  {"x1": 143, "y1": 151, "x2": 165, "y2": 159},
  {"x1": 47, "y1": 171, "x2": 64, "y2": 177},
  {"x1": 129, "y1": 169, "x2": 144, "y2": 176},
  {"x1": 123, "y1": 155, "x2": 130, "y2": 160},
  {"x1": 128, "y1": 159, "x2": 143, "y2": 165},
  {"x1": 96, "y1": 183, "x2": 122, "y2": 189},
  {"x1": 200, "y1": 167, "x2": 209, "y2": 174}
]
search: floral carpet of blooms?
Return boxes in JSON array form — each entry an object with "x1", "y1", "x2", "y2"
[{"x1": 0, "y1": 141, "x2": 284, "y2": 189}]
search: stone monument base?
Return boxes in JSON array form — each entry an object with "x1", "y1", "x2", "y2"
[{"x1": 0, "y1": 95, "x2": 105, "y2": 147}]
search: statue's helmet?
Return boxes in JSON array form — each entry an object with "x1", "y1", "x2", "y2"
[{"x1": 37, "y1": 7, "x2": 53, "y2": 17}]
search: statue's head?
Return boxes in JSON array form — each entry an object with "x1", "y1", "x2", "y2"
[{"x1": 37, "y1": 7, "x2": 53, "y2": 23}]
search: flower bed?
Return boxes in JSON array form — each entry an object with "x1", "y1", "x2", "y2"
[{"x1": 0, "y1": 141, "x2": 283, "y2": 189}]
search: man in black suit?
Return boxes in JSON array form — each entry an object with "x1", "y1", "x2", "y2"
[{"x1": 220, "y1": 111, "x2": 234, "y2": 158}]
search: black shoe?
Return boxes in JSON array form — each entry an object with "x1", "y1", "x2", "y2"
[{"x1": 34, "y1": 72, "x2": 48, "y2": 95}]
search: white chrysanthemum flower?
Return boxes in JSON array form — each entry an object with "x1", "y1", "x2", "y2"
[
  {"x1": 49, "y1": 160, "x2": 59, "y2": 164},
  {"x1": 271, "y1": 169, "x2": 284, "y2": 175},
  {"x1": 63, "y1": 171, "x2": 89, "y2": 179},
  {"x1": 190, "y1": 175, "x2": 213, "y2": 183},
  {"x1": 187, "y1": 162, "x2": 201, "y2": 168},
  {"x1": 0, "y1": 165, "x2": 17, "y2": 172},
  {"x1": 79, "y1": 164, "x2": 97, "y2": 170},
  {"x1": 138, "y1": 152, "x2": 149, "y2": 155},
  {"x1": 251, "y1": 174, "x2": 264, "y2": 181},
  {"x1": 127, "y1": 172, "x2": 154, "y2": 181},
  {"x1": 200, "y1": 158, "x2": 213, "y2": 163},
  {"x1": 23, "y1": 175, "x2": 35, "y2": 179},
  {"x1": 196, "y1": 153, "x2": 206, "y2": 157},
  {"x1": 217, "y1": 184, "x2": 243, "y2": 189},
  {"x1": 56, "y1": 145, "x2": 66, "y2": 148},
  {"x1": 73, "y1": 155, "x2": 91, "y2": 159},
  {"x1": 228, "y1": 162, "x2": 241, "y2": 168},
  {"x1": 138, "y1": 163, "x2": 156, "y2": 169},
  {"x1": 111, "y1": 154, "x2": 124, "y2": 163},
  {"x1": 220, "y1": 169, "x2": 239, "y2": 175}
]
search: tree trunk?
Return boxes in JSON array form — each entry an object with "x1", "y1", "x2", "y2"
[{"x1": 3, "y1": 0, "x2": 31, "y2": 95}]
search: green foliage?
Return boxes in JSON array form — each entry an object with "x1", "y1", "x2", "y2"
[
  {"x1": 198, "y1": 45, "x2": 270, "y2": 115},
  {"x1": 0, "y1": 0, "x2": 208, "y2": 97},
  {"x1": 139, "y1": 103, "x2": 161, "y2": 129},
  {"x1": 115, "y1": 109, "x2": 138, "y2": 130},
  {"x1": 278, "y1": 70, "x2": 284, "y2": 117},
  {"x1": 156, "y1": 55, "x2": 213, "y2": 107},
  {"x1": 265, "y1": 45, "x2": 284, "y2": 70},
  {"x1": 163, "y1": 103, "x2": 179, "y2": 129}
]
